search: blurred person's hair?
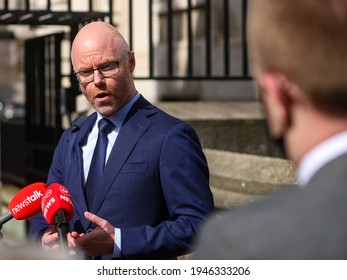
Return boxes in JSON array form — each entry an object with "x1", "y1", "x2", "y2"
[{"x1": 248, "y1": 0, "x2": 347, "y2": 116}]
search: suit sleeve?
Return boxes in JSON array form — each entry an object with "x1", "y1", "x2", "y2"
[{"x1": 120, "y1": 122, "x2": 215, "y2": 258}]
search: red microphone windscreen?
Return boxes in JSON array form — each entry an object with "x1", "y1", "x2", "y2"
[
  {"x1": 8, "y1": 182, "x2": 47, "y2": 220},
  {"x1": 41, "y1": 183, "x2": 74, "y2": 225}
]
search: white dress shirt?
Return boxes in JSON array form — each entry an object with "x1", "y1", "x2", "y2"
[{"x1": 297, "y1": 130, "x2": 347, "y2": 187}]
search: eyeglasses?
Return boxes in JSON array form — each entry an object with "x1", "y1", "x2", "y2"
[{"x1": 74, "y1": 52, "x2": 129, "y2": 84}]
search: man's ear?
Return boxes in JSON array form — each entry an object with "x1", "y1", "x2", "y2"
[
  {"x1": 258, "y1": 72, "x2": 291, "y2": 138},
  {"x1": 129, "y1": 51, "x2": 136, "y2": 73}
]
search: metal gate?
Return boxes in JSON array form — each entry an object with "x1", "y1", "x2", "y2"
[{"x1": 24, "y1": 33, "x2": 64, "y2": 183}]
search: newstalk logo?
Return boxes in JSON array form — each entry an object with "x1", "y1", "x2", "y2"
[{"x1": 11, "y1": 190, "x2": 43, "y2": 214}]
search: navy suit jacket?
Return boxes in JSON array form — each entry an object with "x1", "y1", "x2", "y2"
[{"x1": 28, "y1": 95, "x2": 214, "y2": 259}]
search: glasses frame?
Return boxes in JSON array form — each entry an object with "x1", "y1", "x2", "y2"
[{"x1": 74, "y1": 52, "x2": 130, "y2": 84}]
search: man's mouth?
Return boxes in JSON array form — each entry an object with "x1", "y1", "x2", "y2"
[{"x1": 95, "y1": 92, "x2": 111, "y2": 101}]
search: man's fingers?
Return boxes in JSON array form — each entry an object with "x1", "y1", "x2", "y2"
[{"x1": 84, "y1": 211, "x2": 107, "y2": 227}]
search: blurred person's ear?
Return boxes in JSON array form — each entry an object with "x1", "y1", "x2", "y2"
[{"x1": 258, "y1": 72, "x2": 292, "y2": 139}]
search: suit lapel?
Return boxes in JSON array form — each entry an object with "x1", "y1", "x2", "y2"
[
  {"x1": 70, "y1": 113, "x2": 97, "y2": 229},
  {"x1": 89, "y1": 97, "x2": 156, "y2": 216}
]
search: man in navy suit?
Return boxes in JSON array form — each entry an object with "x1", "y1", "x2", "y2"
[{"x1": 28, "y1": 21, "x2": 214, "y2": 259}]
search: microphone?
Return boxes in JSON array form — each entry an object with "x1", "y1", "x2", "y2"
[
  {"x1": 0, "y1": 182, "x2": 47, "y2": 238},
  {"x1": 41, "y1": 183, "x2": 74, "y2": 252}
]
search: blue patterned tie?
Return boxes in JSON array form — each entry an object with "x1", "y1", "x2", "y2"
[{"x1": 85, "y1": 118, "x2": 115, "y2": 209}]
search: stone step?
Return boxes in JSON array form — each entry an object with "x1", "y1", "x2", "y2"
[{"x1": 204, "y1": 149, "x2": 297, "y2": 209}]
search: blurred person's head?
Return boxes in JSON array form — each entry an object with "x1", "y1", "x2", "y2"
[{"x1": 248, "y1": 0, "x2": 347, "y2": 164}]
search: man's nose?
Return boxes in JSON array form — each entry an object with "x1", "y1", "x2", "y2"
[{"x1": 93, "y1": 69, "x2": 105, "y2": 84}]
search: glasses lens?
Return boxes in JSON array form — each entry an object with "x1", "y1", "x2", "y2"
[
  {"x1": 99, "y1": 62, "x2": 119, "y2": 77},
  {"x1": 75, "y1": 71, "x2": 93, "y2": 84}
]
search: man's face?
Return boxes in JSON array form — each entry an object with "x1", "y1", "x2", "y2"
[
  {"x1": 72, "y1": 34, "x2": 135, "y2": 117},
  {"x1": 77, "y1": 53, "x2": 134, "y2": 117}
]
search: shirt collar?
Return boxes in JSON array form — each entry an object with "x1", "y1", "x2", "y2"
[
  {"x1": 297, "y1": 130, "x2": 347, "y2": 186},
  {"x1": 96, "y1": 91, "x2": 140, "y2": 128}
]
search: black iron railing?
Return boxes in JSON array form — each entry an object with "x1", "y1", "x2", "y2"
[{"x1": 127, "y1": 0, "x2": 250, "y2": 81}]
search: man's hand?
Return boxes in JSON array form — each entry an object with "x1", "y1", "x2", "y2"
[
  {"x1": 68, "y1": 211, "x2": 115, "y2": 256},
  {"x1": 41, "y1": 225, "x2": 60, "y2": 252}
]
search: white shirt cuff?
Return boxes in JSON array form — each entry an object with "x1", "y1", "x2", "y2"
[{"x1": 113, "y1": 228, "x2": 121, "y2": 258}]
